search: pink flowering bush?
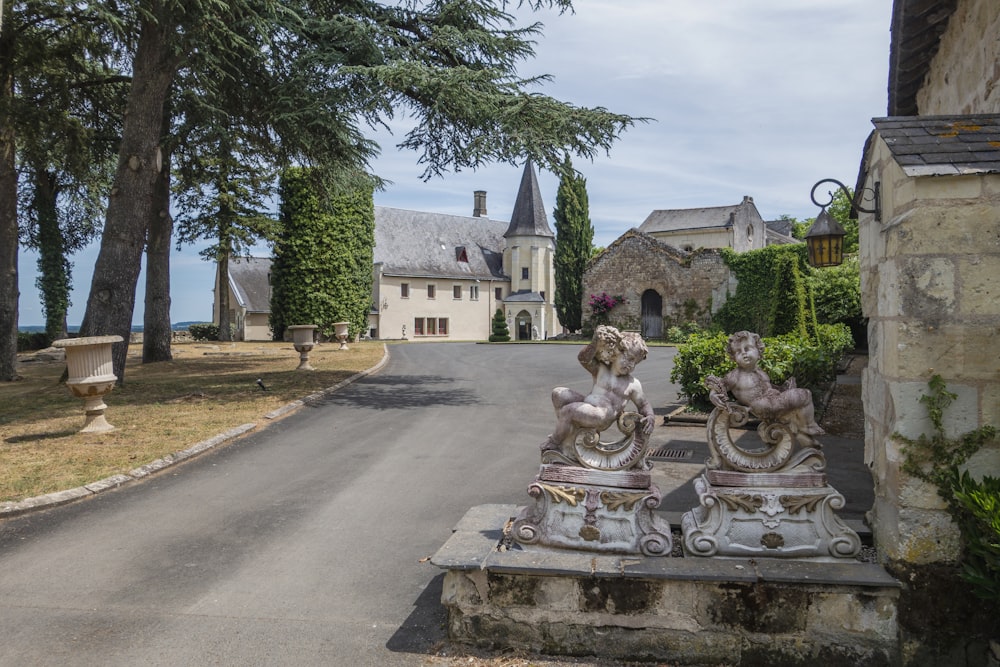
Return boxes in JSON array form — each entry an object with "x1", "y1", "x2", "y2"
[{"x1": 588, "y1": 292, "x2": 622, "y2": 316}]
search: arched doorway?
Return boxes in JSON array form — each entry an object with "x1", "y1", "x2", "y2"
[
  {"x1": 641, "y1": 289, "x2": 663, "y2": 339},
  {"x1": 515, "y1": 309, "x2": 532, "y2": 341}
]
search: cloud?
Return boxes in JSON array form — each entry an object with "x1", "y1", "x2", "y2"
[{"x1": 15, "y1": 1, "x2": 893, "y2": 325}]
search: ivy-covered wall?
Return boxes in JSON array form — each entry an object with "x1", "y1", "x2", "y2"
[{"x1": 270, "y1": 168, "x2": 375, "y2": 341}]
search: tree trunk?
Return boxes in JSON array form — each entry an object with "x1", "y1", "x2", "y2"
[
  {"x1": 0, "y1": 25, "x2": 19, "y2": 381},
  {"x1": 217, "y1": 250, "x2": 233, "y2": 342},
  {"x1": 33, "y1": 169, "x2": 70, "y2": 341},
  {"x1": 79, "y1": 14, "x2": 178, "y2": 382},
  {"x1": 143, "y1": 115, "x2": 173, "y2": 362}
]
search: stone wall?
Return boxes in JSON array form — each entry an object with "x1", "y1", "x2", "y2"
[
  {"x1": 859, "y1": 136, "x2": 1000, "y2": 564},
  {"x1": 581, "y1": 229, "x2": 731, "y2": 332},
  {"x1": 916, "y1": 0, "x2": 1000, "y2": 115}
]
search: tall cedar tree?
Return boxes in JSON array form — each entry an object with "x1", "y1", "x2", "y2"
[
  {"x1": 552, "y1": 159, "x2": 593, "y2": 332},
  {"x1": 270, "y1": 168, "x2": 375, "y2": 342},
  {"x1": 74, "y1": 0, "x2": 640, "y2": 382}
]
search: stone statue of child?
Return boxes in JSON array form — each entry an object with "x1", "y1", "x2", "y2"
[
  {"x1": 707, "y1": 330, "x2": 825, "y2": 445},
  {"x1": 542, "y1": 325, "x2": 655, "y2": 454}
]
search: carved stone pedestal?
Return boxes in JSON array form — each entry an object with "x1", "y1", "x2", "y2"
[
  {"x1": 682, "y1": 473, "x2": 861, "y2": 559},
  {"x1": 681, "y1": 404, "x2": 861, "y2": 560},
  {"x1": 513, "y1": 464, "x2": 673, "y2": 556}
]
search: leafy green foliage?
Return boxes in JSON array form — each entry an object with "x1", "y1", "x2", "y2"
[
  {"x1": 17, "y1": 331, "x2": 53, "y2": 352},
  {"x1": 808, "y1": 254, "x2": 863, "y2": 329},
  {"x1": 189, "y1": 323, "x2": 224, "y2": 341},
  {"x1": 669, "y1": 324, "x2": 852, "y2": 410},
  {"x1": 553, "y1": 158, "x2": 593, "y2": 332},
  {"x1": 951, "y1": 471, "x2": 1000, "y2": 601},
  {"x1": 664, "y1": 321, "x2": 706, "y2": 344},
  {"x1": 899, "y1": 375, "x2": 999, "y2": 600},
  {"x1": 714, "y1": 245, "x2": 814, "y2": 338},
  {"x1": 269, "y1": 168, "x2": 375, "y2": 342},
  {"x1": 489, "y1": 308, "x2": 510, "y2": 342}
]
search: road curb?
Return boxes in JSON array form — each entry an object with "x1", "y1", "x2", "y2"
[{"x1": 0, "y1": 345, "x2": 390, "y2": 520}]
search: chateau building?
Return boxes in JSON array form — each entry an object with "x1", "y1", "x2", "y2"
[{"x1": 215, "y1": 163, "x2": 558, "y2": 341}]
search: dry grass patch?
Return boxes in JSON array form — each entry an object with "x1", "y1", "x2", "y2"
[{"x1": 0, "y1": 340, "x2": 385, "y2": 502}]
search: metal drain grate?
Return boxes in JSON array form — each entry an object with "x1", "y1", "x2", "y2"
[{"x1": 648, "y1": 447, "x2": 694, "y2": 461}]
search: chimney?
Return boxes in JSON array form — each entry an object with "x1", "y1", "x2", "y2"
[{"x1": 473, "y1": 190, "x2": 487, "y2": 217}]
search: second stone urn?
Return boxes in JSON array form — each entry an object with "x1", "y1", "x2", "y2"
[
  {"x1": 287, "y1": 324, "x2": 318, "y2": 370},
  {"x1": 333, "y1": 321, "x2": 350, "y2": 351},
  {"x1": 52, "y1": 335, "x2": 123, "y2": 434}
]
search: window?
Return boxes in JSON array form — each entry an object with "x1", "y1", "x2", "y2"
[
  {"x1": 427, "y1": 284, "x2": 436, "y2": 299},
  {"x1": 413, "y1": 317, "x2": 449, "y2": 337},
  {"x1": 401, "y1": 283, "x2": 409, "y2": 298},
  {"x1": 539, "y1": 291, "x2": 545, "y2": 301},
  {"x1": 521, "y1": 267, "x2": 529, "y2": 280},
  {"x1": 453, "y1": 285, "x2": 462, "y2": 299},
  {"x1": 495, "y1": 287, "x2": 502, "y2": 300},
  {"x1": 470, "y1": 285, "x2": 479, "y2": 300}
]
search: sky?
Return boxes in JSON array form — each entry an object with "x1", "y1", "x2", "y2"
[{"x1": 16, "y1": 0, "x2": 893, "y2": 327}]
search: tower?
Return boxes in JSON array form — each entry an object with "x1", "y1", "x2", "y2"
[{"x1": 502, "y1": 162, "x2": 557, "y2": 340}]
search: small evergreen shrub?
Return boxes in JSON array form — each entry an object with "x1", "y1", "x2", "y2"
[{"x1": 489, "y1": 308, "x2": 510, "y2": 342}]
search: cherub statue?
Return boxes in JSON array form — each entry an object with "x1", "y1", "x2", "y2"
[
  {"x1": 542, "y1": 325, "x2": 655, "y2": 455},
  {"x1": 707, "y1": 331, "x2": 824, "y2": 446}
]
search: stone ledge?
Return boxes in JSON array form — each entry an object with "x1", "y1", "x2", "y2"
[
  {"x1": 433, "y1": 504, "x2": 901, "y2": 665},
  {"x1": 435, "y1": 504, "x2": 892, "y2": 587}
]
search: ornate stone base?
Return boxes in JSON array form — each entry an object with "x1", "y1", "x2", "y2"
[
  {"x1": 512, "y1": 465, "x2": 673, "y2": 556},
  {"x1": 681, "y1": 473, "x2": 861, "y2": 560}
]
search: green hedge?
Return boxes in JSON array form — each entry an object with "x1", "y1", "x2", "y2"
[
  {"x1": 17, "y1": 332, "x2": 53, "y2": 352},
  {"x1": 669, "y1": 323, "x2": 853, "y2": 410}
]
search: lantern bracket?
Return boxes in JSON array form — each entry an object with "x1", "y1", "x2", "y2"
[{"x1": 810, "y1": 178, "x2": 881, "y2": 222}]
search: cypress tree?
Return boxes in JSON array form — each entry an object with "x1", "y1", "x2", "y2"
[{"x1": 552, "y1": 159, "x2": 594, "y2": 333}]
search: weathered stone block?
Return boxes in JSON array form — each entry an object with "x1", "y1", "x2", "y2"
[
  {"x1": 898, "y1": 257, "x2": 956, "y2": 321},
  {"x1": 915, "y1": 174, "x2": 984, "y2": 200},
  {"x1": 960, "y1": 255, "x2": 1000, "y2": 315},
  {"x1": 886, "y1": 205, "x2": 999, "y2": 257},
  {"x1": 895, "y1": 507, "x2": 962, "y2": 564},
  {"x1": 890, "y1": 380, "x2": 980, "y2": 441}
]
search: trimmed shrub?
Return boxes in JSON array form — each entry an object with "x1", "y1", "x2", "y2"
[
  {"x1": 188, "y1": 323, "x2": 219, "y2": 341},
  {"x1": 17, "y1": 332, "x2": 53, "y2": 352}
]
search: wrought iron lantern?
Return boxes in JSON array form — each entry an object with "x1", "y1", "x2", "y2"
[{"x1": 806, "y1": 178, "x2": 881, "y2": 268}]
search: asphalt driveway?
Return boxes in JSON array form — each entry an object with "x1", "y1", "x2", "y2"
[{"x1": 0, "y1": 342, "x2": 681, "y2": 666}]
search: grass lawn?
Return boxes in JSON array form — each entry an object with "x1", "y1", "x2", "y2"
[{"x1": 0, "y1": 340, "x2": 385, "y2": 502}]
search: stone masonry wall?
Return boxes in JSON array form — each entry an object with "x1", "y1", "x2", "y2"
[
  {"x1": 860, "y1": 136, "x2": 1000, "y2": 564},
  {"x1": 581, "y1": 230, "x2": 731, "y2": 332},
  {"x1": 917, "y1": 0, "x2": 1000, "y2": 115}
]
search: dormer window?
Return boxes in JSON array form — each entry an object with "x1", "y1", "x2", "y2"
[{"x1": 456, "y1": 246, "x2": 468, "y2": 263}]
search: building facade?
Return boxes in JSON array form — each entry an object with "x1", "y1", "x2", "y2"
[{"x1": 216, "y1": 163, "x2": 559, "y2": 342}]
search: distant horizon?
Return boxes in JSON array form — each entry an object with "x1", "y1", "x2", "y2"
[{"x1": 18, "y1": 321, "x2": 208, "y2": 333}]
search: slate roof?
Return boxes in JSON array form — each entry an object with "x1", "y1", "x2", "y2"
[
  {"x1": 888, "y1": 0, "x2": 960, "y2": 116},
  {"x1": 505, "y1": 290, "x2": 545, "y2": 303},
  {"x1": 872, "y1": 114, "x2": 1000, "y2": 176},
  {"x1": 638, "y1": 203, "x2": 742, "y2": 234},
  {"x1": 765, "y1": 219, "x2": 799, "y2": 246},
  {"x1": 228, "y1": 256, "x2": 272, "y2": 313},
  {"x1": 374, "y1": 206, "x2": 508, "y2": 280},
  {"x1": 504, "y1": 162, "x2": 554, "y2": 238}
]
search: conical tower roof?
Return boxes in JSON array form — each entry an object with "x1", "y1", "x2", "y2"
[{"x1": 503, "y1": 161, "x2": 554, "y2": 238}]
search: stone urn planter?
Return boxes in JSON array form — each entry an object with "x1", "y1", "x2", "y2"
[
  {"x1": 287, "y1": 324, "x2": 318, "y2": 370},
  {"x1": 52, "y1": 335, "x2": 123, "y2": 434},
  {"x1": 333, "y1": 321, "x2": 350, "y2": 351}
]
